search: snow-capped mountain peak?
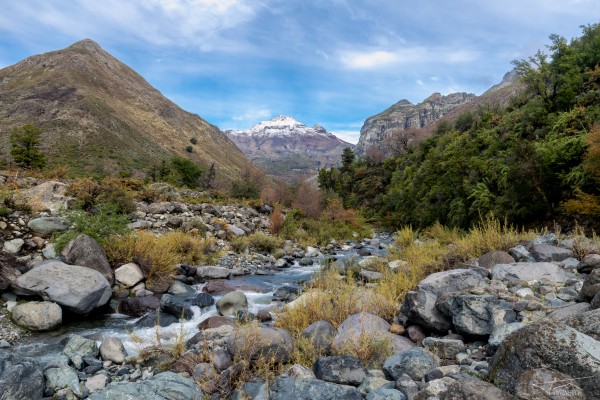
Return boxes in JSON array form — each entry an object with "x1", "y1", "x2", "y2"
[{"x1": 227, "y1": 115, "x2": 331, "y2": 138}]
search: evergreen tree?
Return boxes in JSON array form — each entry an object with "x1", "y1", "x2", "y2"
[{"x1": 10, "y1": 124, "x2": 46, "y2": 169}]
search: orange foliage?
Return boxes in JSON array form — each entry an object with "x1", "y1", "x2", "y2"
[{"x1": 270, "y1": 202, "x2": 285, "y2": 234}]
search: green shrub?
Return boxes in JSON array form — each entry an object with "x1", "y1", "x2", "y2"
[{"x1": 53, "y1": 203, "x2": 131, "y2": 252}]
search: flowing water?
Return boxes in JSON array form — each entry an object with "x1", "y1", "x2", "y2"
[{"x1": 12, "y1": 237, "x2": 391, "y2": 365}]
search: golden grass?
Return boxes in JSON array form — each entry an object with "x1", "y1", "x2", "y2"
[
  {"x1": 230, "y1": 231, "x2": 284, "y2": 254},
  {"x1": 276, "y1": 218, "x2": 537, "y2": 368},
  {"x1": 106, "y1": 230, "x2": 218, "y2": 292}
]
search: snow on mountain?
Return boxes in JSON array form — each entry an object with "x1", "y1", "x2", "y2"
[{"x1": 226, "y1": 116, "x2": 331, "y2": 138}]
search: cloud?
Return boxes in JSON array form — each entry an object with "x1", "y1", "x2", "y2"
[
  {"x1": 232, "y1": 108, "x2": 273, "y2": 123},
  {"x1": 338, "y1": 46, "x2": 479, "y2": 70}
]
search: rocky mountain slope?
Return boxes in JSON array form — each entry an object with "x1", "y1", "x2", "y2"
[
  {"x1": 226, "y1": 116, "x2": 353, "y2": 181},
  {"x1": 355, "y1": 70, "x2": 522, "y2": 157},
  {"x1": 0, "y1": 39, "x2": 256, "y2": 182}
]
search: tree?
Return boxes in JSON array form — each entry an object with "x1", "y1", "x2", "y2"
[
  {"x1": 341, "y1": 147, "x2": 355, "y2": 172},
  {"x1": 10, "y1": 124, "x2": 46, "y2": 169},
  {"x1": 170, "y1": 156, "x2": 203, "y2": 188},
  {"x1": 384, "y1": 127, "x2": 418, "y2": 156}
]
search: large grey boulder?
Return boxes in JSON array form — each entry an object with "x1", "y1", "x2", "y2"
[
  {"x1": 22, "y1": 181, "x2": 69, "y2": 213},
  {"x1": 366, "y1": 387, "x2": 406, "y2": 400},
  {"x1": 87, "y1": 371, "x2": 203, "y2": 400},
  {"x1": 578, "y1": 254, "x2": 600, "y2": 273},
  {"x1": 99, "y1": 337, "x2": 128, "y2": 364},
  {"x1": 62, "y1": 234, "x2": 114, "y2": 285},
  {"x1": 196, "y1": 266, "x2": 232, "y2": 280},
  {"x1": 332, "y1": 312, "x2": 414, "y2": 355},
  {"x1": 581, "y1": 268, "x2": 600, "y2": 300},
  {"x1": 489, "y1": 319, "x2": 600, "y2": 398},
  {"x1": 26, "y1": 217, "x2": 68, "y2": 238},
  {"x1": 301, "y1": 320, "x2": 337, "y2": 352},
  {"x1": 11, "y1": 301, "x2": 62, "y2": 331},
  {"x1": 160, "y1": 294, "x2": 193, "y2": 320},
  {"x1": 530, "y1": 244, "x2": 574, "y2": 262},
  {"x1": 62, "y1": 335, "x2": 99, "y2": 360},
  {"x1": 478, "y1": 251, "x2": 515, "y2": 269},
  {"x1": 564, "y1": 308, "x2": 600, "y2": 341},
  {"x1": 114, "y1": 263, "x2": 144, "y2": 288},
  {"x1": 3, "y1": 238, "x2": 24, "y2": 254},
  {"x1": 12, "y1": 261, "x2": 111, "y2": 314},
  {"x1": 548, "y1": 302, "x2": 592, "y2": 321},
  {"x1": 269, "y1": 376, "x2": 362, "y2": 400},
  {"x1": 0, "y1": 349, "x2": 44, "y2": 400},
  {"x1": 313, "y1": 356, "x2": 367, "y2": 386},
  {"x1": 515, "y1": 368, "x2": 585, "y2": 400},
  {"x1": 228, "y1": 326, "x2": 294, "y2": 364},
  {"x1": 438, "y1": 294, "x2": 516, "y2": 336},
  {"x1": 119, "y1": 296, "x2": 160, "y2": 317},
  {"x1": 216, "y1": 291, "x2": 248, "y2": 317},
  {"x1": 488, "y1": 322, "x2": 526, "y2": 350},
  {"x1": 443, "y1": 379, "x2": 517, "y2": 400},
  {"x1": 422, "y1": 337, "x2": 465, "y2": 360},
  {"x1": 44, "y1": 365, "x2": 83, "y2": 397},
  {"x1": 383, "y1": 348, "x2": 439, "y2": 381},
  {"x1": 401, "y1": 269, "x2": 488, "y2": 332},
  {"x1": 491, "y1": 262, "x2": 574, "y2": 284}
]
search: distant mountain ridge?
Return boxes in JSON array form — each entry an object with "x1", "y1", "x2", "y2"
[
  {"x1": 355, "y1": 70, "x2": 522, "y2": 157},
  {"x1": 0, "y1": 39, "x2": 256, "y2": 182},
  {"x1": 226, "y1": 116, "x2": 353, "y2": 181}
]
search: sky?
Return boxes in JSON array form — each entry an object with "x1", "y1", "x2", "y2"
[{"x1": 0, "y1": 1, "x2": 599, "y2": 144}]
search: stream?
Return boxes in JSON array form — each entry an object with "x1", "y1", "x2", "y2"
[{"x1": 11, "y1": 235, "x2": 391, "y2": 365}]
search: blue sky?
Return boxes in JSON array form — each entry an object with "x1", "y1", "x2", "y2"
[{"x1": 0, "y1": 1, "x2": 599, "y2": 143}]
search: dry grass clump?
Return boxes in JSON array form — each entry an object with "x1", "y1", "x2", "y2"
[
  {"x1": 106, "y1": 230, "x2": 218, "y2": 292},
  {"x1": 230, "y1": 231, "x2": 284, "y2": 254},
  {"x1": 332, "y1": 330, "x2": 393, "y2": 368}
]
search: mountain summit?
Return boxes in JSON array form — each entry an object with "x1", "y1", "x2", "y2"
[
  {"x1": 0, "y1": 39, "x2": 255, "y2": 181},
  {"x1": 226, "y1": 116, "x2": 353, "y2": 181}
]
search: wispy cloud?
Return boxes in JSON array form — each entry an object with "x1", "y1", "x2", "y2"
[
  {"x1": 330, "y1": 130, "x2": 361, "y2": 145},
  {"x1": 233, "y1": 108, "x2": 273, "y2": 123}
]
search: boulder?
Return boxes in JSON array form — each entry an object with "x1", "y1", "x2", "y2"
[
  {"x1": 489, "y1": 319, "x2": 600, "y2": 398},
  {"x1": 422, "y1": 337, "x2": 465, "y2": 360},
  {"x1": 401, "y1": 269, "x2": 488, "y2": 332},
  {"x1": 578, "y1": 254, "x2": 600, "y2": 273},
  {"x1": 231, "y1": 380, "x2": 268, "y2": 400},
  {"x1": 530, "y1": 244, "x2": 574, "y2": 262},
  {"x1": 313, "y1": 355, "x2": 367, "y2": 386},
  {"x1": 22, "y1": 181, "x2": 69, "y2": 213},
  {"x1": 508, "y1": 245, "x2": 535, "y2": 262},
  {"x1": 581, "y1": 268, "x2": 600, "y2": 300},
  {"x1": 114, "y1": 263, "x2": 144, "y2": 288},
  {"x1": 11, "y1": 301, "x2": 62, "y2": 331},
  {"x1": 86, "y1": 374, "x2": 110, "y2": 393},
  {"x1": 438, "y1": 294, "x2": 516, "y2": 336},
  {"x1": 227, "y1": 326, "x2": 294, "y2": 364},
  {"x1": 0, "y1": 349, "x2": 44, "y2": 399},
  {"x1": 192, "y1": 292, "x2": 215, "y2": 308},
  {"x1": 198, "y1": 316, "x2": 236, "y2": 330},
  {"x1": 478, "y1": 251, "x2": 515, "y2": 269},
  {"x1": 168, "y1": 281, "x2": 196, "y2": 296},
  {"x1": 160, "y1": 294, "x2": 193, "y2": 320},
  {"x1": 44, "y1": 366, "x2": 82, "y2": 397},
  {"x1": 196, "y1": 266, "x2": 232, "y2": 280},
  {"x1": 269, "y1": 376, "x2": 362, "y2": 400},
  {"x1": 87, "y1": 371, "x2": 203, "y2": 400},
  {"x1": 548, "y1": 302, "x2": 591, "y2": 321},
  {"x1": 491, "y1": 262, "x2": 573, "y2": 284},
  {"x1": 366, "y1": 388, "x2": 406, "y2": 400},
  {"x1": 564, "y1": 308, "x2": 600, "y2": 341},
  {"x1": 383, "y1": 348, "x2": 439, "y2": 381},
  {"x1": 216, "y1": 291, "x2": 248, "y2": 317},
  {"x1": 12, "y1": 261, "x2": 111, "y2": 314},
  {"x1": 3, "y1": 238, "x2": 24, "y2": 254},
  {"x1": 443, "y1": 379, "x2": 517, "y2": 400},
  {"x1": 62, "y1": 335, "x2": 99, "y2": 360},
  {"x1": 515, "y1": 368, "x2": 585, "y2": 400},
  {"x1": 227, "y1": 225, "x2": 245, "y2": 236},
  {"x1": 202, "y1": 279, "x2": 265, "y2": 294},
  {"x1": 27, "y1": 217, "x2": 68, "y2": 238},
  {"x1": 0, "y1": 252, "x2": 24, "y2": 290},
  {"x1": 332, "y1": 312, "x2": 414, "y2": 355},
  {"x1": 286, "y1": 364, "x2": 316, "y2": 379},
  {"x1": 395, "y1": 373, "x2": 419, "y2": 399},
  {"x1": 301, "y1": 320, "x2": 337, "y2": 352},
  {"x1": 134, "y1": 311, "x2": 179, "y2": 328},
  {"x1": 358, "y1": 377, "x2": 395, "y2": 397},
  {"x1": 99, "y1": 337, "x2": 128, "y2": 364},
  {"x1": 119, "y1": 296, "x2": 160, "y2": 317},
  {"x1": 488, "y1": 322, "x2": 526, "y2": 350},
  {"x1": 62, "y1": 234, "x2": 114, "y2": 284},
  {"x1": 272, "y1": 286, "x2": 299, "y2": 302}
]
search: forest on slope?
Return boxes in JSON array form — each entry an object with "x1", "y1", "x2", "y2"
[{"x1": 319, "y1": 23, "x2": 600, "y2": 229}]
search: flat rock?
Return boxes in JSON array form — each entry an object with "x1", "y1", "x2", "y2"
[
  {"x1": 269, "y1": 376, "x2": 362, "y2": 400},
  {"x1": 87, "y1": 371, "x2": 203, "y2": 400},
  {"x1": 27, "y1": 217, "x2": 68, "y2": 238},
  {"x1": 196, "y1": 266, "x2": 232, "y2": 280},
  {"x1": 478, "y1": 251, "x2": 515, "y2": 269},
  {"x1": 314, "y1": 355, "x2": 367, "y2": 386},
  {"x1": 12, "y1": 261, "x2": 111, "y2": 314},
  {"x1": 530, "y1": 244, "x2": 574, "y2": 262},
  {"x1": 564, "y1": 308, "x2": 600, "y2": 341},
  {"x1": 114, "y1": 263, "x2": 144, "y2": 288},
  {"x1": 491, "y1": 262, "x2": 574, "y2": 284},
  {"x1": 515, "y1": 368, "x2": 585, "y2": 400}
]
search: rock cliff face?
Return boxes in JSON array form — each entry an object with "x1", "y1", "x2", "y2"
[
  {"x1": 0, "y1": 39, "x2": 256, "y2": 181},
  {"x1": 355, "y1": 92, "x2": 475, "y2": 156},
  {"x1": 226, "y1": 116, "x2": 353, "y2": 182}
]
